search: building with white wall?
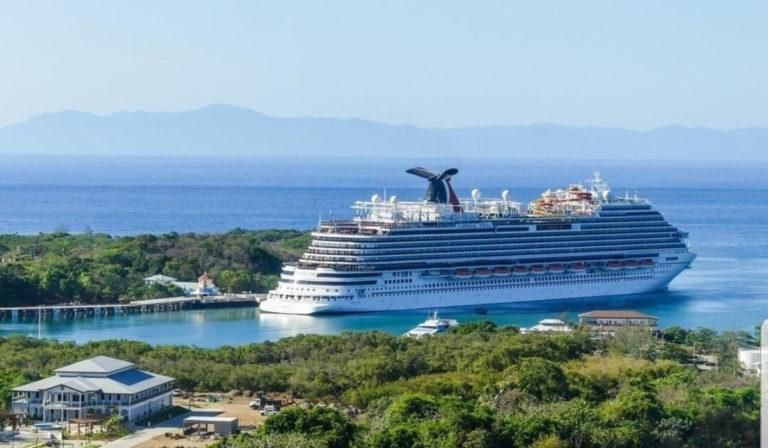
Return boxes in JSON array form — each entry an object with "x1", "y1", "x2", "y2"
[
  {"x1": 737, "y1": 348, "x2": 762, "y2": 376},
  {"x1": 11, "y1": 356, "x2": 173, "y2": 422}
]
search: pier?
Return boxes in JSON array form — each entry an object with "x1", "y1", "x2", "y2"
[{"x1": 0, "y1": 293, "x2": 266, "y2": 321}]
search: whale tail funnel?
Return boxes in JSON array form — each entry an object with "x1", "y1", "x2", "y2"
[{"x1": 406, "y1": 167, "x2": 461, "y2": 209}]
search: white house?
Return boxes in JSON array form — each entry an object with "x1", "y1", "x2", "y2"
[
  {"x1": 11, "y1": 356, "x2": 174, "y2": 422},
  {"x1": 143, "y1": 274, "x2": 178, "y2": 286},
  {"x1": 143, "y1": 273, "x2": 220, "y2": 296},
  {"x1": 521, "y1": 318, "x2": 573, "y2": 334}
]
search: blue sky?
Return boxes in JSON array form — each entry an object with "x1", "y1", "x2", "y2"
[{"x1": 1, "y1": 0, "x2": 767, "y2": 129}]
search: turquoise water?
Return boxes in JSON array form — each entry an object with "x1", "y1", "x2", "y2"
[
  {"x1": 0, "y1": 157, "x2": 767, "y2": 345},
  {"x1": 1, "y1": 252, "x2": 764, "y2": 347}
]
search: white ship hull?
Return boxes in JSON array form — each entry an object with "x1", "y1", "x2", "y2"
[{"x1": 260, "y1": 255, "x2": 694, "y2": 315}]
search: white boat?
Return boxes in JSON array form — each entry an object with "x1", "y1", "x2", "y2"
[
  {"x1": 404, "y1": 311, "x2": 459, "y2": 338},
  {"x1": 261, "y1": 169, "x2": 696, "y2": 315}
]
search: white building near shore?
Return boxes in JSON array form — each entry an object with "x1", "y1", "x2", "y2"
[
  {"x1": 11, "y1": 356, "x2": 174, "y2": 422},
  {"x1": 520, "y1": 318, "x2": 573, "y2": 334},
  {"x1": 143, "y1": 272, "x2": 220, "y2": 296}
]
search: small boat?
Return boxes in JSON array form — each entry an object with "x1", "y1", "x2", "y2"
[
  {"x1": 405, "y1": 311, "x2": 460, "y2": 338},
  {"x1": 513, "y1": 265, "x2": 530, "y2": 275},
  {"x1": 623, "y1": 260, "x2": 639, "y2": 269},
  {"x1": 640, "y1": 258, "x2": 655, "y2": 268},
  {"x1": 569, "y1": 262, "x2": 587, "y2": 272},
  {"x1": 531, "y1": 264, "x2": 547, "y2": 275},
  {"x1": 475, "y1": 307, "x2": 488, "y2": 315},
  {"x1": 548, "y1": 263, "x2": 565, "y2": 274},
  {"x1": 606, "y1": 261, "x2": 623, "y2": 271},
  {"x1": 474, "y1": 268, "x2": 492, "y2": 278},
  {"x1": 454, "y1": 268, "x2": 473, "y2": 278},
  {"x1": 493, "y1": 266, "x2": 511, "y2": 277}
]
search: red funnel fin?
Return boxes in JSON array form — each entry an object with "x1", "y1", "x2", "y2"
[{"x1": 446, "y1": 179, "x2": 461, "y2": 212}]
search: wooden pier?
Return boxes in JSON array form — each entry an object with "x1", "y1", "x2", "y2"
[{"x1": 0, "y1": 294, "x2": 266, "y2": 321}]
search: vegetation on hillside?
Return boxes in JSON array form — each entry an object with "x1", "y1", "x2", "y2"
[
  {"x1": 0, "y1": 229, "x2": 310, "y2": 306},
  {"x1": 0, "y1": 323, "x2": 759, "y2": 447}
]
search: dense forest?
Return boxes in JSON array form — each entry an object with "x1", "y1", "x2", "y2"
[
  {"x1": 0, "y1": 324, "x2": 759, "y2": 447},
  {"x1": 0, "y1": 229, "x2": 310, "y2": 306}
]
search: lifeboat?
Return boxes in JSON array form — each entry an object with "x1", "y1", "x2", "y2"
[
  {"x1": 623, "y1": 260, "x2": 639, "y2": 270},
  {"x1": 569, "y1": 262, "x2": 587, "y2": 273},
  {"x1": 548, "y1": 263, "x2": 565, "y2": 274},
  {"x1": 606, "y1": 261, "x2": 623, "y2": 271},
  {"x1": 474, "y1": 268, "x2": 492, "y2": 278},
  {"x1": 493, "y1": 266, "x2": 511, "y2": 277},
  {"x1": 454, "y1": 268, "x2": 473, "y2": 279},
  {"x1": 530, "y1": 264, "x2": 547, "y2": 275},
  {"x1": 640, "y1": 258, "x2": 655, "y2": 268},
  {"x1": 513, "y1": 266, "x2": 530, "y2": 276}
]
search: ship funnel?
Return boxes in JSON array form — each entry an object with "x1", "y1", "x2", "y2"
[{"x1": 406, "y1": 167, "x2": 460, "y2": 205}]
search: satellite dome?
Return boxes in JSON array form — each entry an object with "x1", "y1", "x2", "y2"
[
  {"x1": 471, "y1": 189, "x2": 482, "y2": 201},
  {"x1": 371, "y1": 194, "x2": 381, "y2": 203},
  {"x1": 389, "y1": 196, "x2": 398, "y2": 204},
  {"x1": 501, "y1": 190, "x2": 510, "y2": 201}
]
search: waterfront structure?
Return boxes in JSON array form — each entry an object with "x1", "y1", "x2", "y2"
[
  {"x1": 143, "y1": 274, "x2": 178, "y2": 286},
  {"x1": 261, "y1": 168, "x2": 696, "y2": 315},
  {"x1": 143, "y1": 272, "x2": 220, "y2": 296},
  {"x1": 11, "y1": 356, "x2": 174, "y2": 422},
  {"x1": 190, "y1": 272, "x2": 220, "y2": 296},
  {"x1": 520, "y1": 318, "x2": 573, "y2": 334},
  {"x1": 578, "y1": 310, "x2": 658, "y2": 336}
]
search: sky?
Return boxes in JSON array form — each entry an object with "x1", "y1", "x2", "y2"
[{"x1": 1, "y1": 0, "x2": 767, "y2": 130}]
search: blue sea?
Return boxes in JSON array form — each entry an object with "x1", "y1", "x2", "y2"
[{"x1": 1, "y1": 156, "x2": 767, "y2": 346}]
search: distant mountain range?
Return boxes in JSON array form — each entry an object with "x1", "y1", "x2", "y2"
[{"x1": 1, "y1": 104, "x2": 766, "y2": 160}]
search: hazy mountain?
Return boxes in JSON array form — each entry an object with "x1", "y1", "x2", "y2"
[{"x1": 1, "y1": 104, "x2": 766, "y2": 160}]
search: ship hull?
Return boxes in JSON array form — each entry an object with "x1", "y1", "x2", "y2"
[{"x1": 260, "y1": 256, "x2": 694, "y2": 315}]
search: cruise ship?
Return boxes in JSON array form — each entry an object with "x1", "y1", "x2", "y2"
[{"x1": 261, "y1": 168, "x2": 695, "y2": 315}]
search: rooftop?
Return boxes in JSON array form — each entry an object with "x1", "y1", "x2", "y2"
[
  {"x1": 184, "y1": 416, "x2": 238, "y2": 423},
  {"x1": 578, "y1": 310, "x2": 658, "y2": 320},
  {"x1": 55, "y1": 356, "x2": 134, "y2": 375},
  {"x1": 14, "y1": 356, "x2": 173, "y2": 394},
  {"x1": 144, "y1": 274, "x2": 177, "y2": 282}
]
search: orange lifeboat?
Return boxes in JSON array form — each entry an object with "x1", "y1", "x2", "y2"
[
  {"x1": 640, "y1": 259, "x2": 655, "y2": 268},
  {"x1": 548, "y1": 263, "x2": 565, "y2": 274},
  {"x1": 493, "y1": 266, "x2": 511, "y2": 277},
  {"x1": 454, "y1": 268, "x2": 473, "y2": 278},
  {"x1": 474, "y1": 268, "x2": 492, "y2": 278},
  {"x1": 531, "y1": 264, "x2": 547, "y2": 275},
  {"x1": 606, "y1": 261, "x2": 623, "y2": 271},
  {"x1": 513, "y1": 266, "x2": 530, "y2": 276},
  {"x1": 569, "y1": 262, "x2": 587, "y2": 272},
  {"x1": 623, "y1": 260, "x2": 639, "y2": 270}
]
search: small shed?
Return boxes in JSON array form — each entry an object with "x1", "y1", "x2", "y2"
[{"x1": 183, "y1": 416, "x2": 238, "y2": 436}]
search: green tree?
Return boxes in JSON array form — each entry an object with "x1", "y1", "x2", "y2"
[
  {"x1": 262, "y1": 406, "x2": 355, "y2": 448},
  {"x1": 513, "y1": 357, "x2": 569, "y2": 401}
]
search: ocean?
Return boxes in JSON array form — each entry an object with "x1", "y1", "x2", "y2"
[{"x1": 1, "y1": 156, "x2": 767, "y2": 346}]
